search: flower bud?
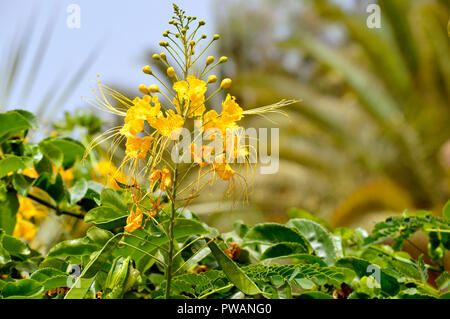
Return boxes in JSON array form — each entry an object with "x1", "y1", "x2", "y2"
[
  {"x1": 160, "y1": 52, "x2": 167, "y2": 60},
  {"x1": 199, "y1": 20, "x2": 205, "y2": 26},
  {"x1": 213, "y1": 34, "x2": 220, "y2": 40},
  {"x1": 181, "y1": 28, "x2": 187, "y2": 34},
  {"x1": 207, "y1": 75, "x2": 217, "y2": 84},
  {"x1": 201, "y1": 34, "x2": 207, "y2": 39},
  {"x1": 162, "y1": 30, "x2": 169, "y2": 37},
  {"x1": 167, "y1": 67, "x2": 175, "y2": 78},
  {"x1": 148, "y1": 84, "x2": 160, "y2": 93},
  {"x1": 219, "y1": 56, "x2": 228, "y2": 63},
  {"x1": 152, "y1": 54, "x2": 160, "y2": 60},
  {"x1": 190, "y1": 40, "x2": 196, "y2": 47},
  {"x1": 138, "y1": 84, "x2": 149, "y2": 95},
  {"x1": 142, "y1": 65, "x2": 152, "y2": 75},
  {"x1": 220, "y1": 78, "x2": 232, "y2": 89},
  {"x1": 206, "y1": 56, "x2": 214, "y2": 65},
  {"x1": 103, "y1": 256, "x2": 139, "y2": 299}
]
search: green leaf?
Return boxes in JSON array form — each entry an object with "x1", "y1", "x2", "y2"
[
  {"x1": 0, "y1": 190, "x2": 19, "y2": 235},
  {"x1": 39, "y1": 140, "x2": 64, "y2": 167},
  {"x1": 116, "y1": 219, "x2": 210, "y2": 269},
  {"x1": 33, "y1": 173, "x2": 67, "y2": 203},
  {"x1": 39, "y1": 137, "x2": 85, "y2": 169},
  {"x1": 69, "y1": 179, "x2": 88, "y2": 205},
  {"x1": 14, "y1": 110, "x2": 38, "y2": 129},
  {"x1": 0, "y1": 230, "x2": 12, "y2": 264},
  {"x1": 0, "y1": 155, "x2": 27, "y2": 178},
  {"x1": 2, "y1": 279, "x2": 44, "y2": 299},
  {"x1": 244, "y1": 223, "x2": 310, "y2": 248},
  {"x1": 100, "y1": 188, "x2": 128, "y2": 211},
  {"x1": 208, "y1": 240, "x2": 261, "y2": 295},
  {"x1": 336, "y1": 257, "x2": 400, "y2": 296},
  {"x1": 260, "y1": 242, "x2": 310, "y2": 260},
  {"x1": 287, "y1": 208, "x2": 330, "y2": 230},
  {"x1": 30, "y1": 268, "x2": 69, "y2": 290},
  {"x1": 84, "y1": 206, "x2": 128, "y2": 229},
  {"x1": 30, "y1": 267, "x2": 67, "y2": 282},
  {"x1": 65, "y1": 233, "x2": 122, "y2": 299},
  {"x1": 443, "y1": 200, "x2": 450, "y2": 221},
  {"x1": 12, "y1": 173, "x2": 34, "y2": 196},
  {"x1": 86, "y1": 227, "x2": 113, "y2": 246},
  {"x1": 286, "y1": 219, "x2": 337, "y2": 265},
  {"x1": 47, "y1": 239, "x2": 99, "y2": 258},
  {"x1": 0, "y1": 110, "x2": 33, "y2": 142},
  {"x1": 2, "y1": 234, "x2": 31, "y2": 258},
  {"x1": 35, "y1": 156, "x2": 53, "y2": 175}
]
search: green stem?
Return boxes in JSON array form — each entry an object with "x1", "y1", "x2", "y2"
[
  {"x1": 165, "y1": 164, "x2": 178, "y2": 299},
  {"x1": 26, "y1": 193, "x2": 84, "y2": 219}
]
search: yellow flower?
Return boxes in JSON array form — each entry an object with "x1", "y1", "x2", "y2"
[
  {"x1": 121, "y1": 95, "x2": 161, "y2": 137},
  {"x1": 173, "y1": 76, "x2": 207, "y2": 117},
  {"x1": 94, "y1": 160, "x2": 128, "y2": 188},
  {"x1": 201, "y1": 95, "x2": 243, "y2": 134},
  {"x1": 152, "y1": 110, "x2": 184, "y2": 138},
  {"x1": 125, "y1": 136, "x2": 153, "y2": 159},
  {"x1": 52, "y1": 166, "x2": 74, "y2": 183},
  {"x1": 161, "y1": 167, "x2": 172, "y2": 191},
  {"x1": 221, "y1": 94, "x2": 243, "y2": 125},
  {"x1": 190, "y1": 144, "x2": 214, "y2": 168},
  {"x1": 18, "y1": 196, "x2": 48, "y2": 220},
  {"x1": 13, "y1": 215, "x2": 37, "y2": 241},
  {"x1": 148, "y1": 166, "x2": 172, "y2": 191},
  {"x1": 60, "y1": 168, "x2": 74, "y2": 182},
  {"x1": 124, "y1": 208, "x2": 143, "y2": 232},
  {"x1": 22, "y1": 168, "x2": 38, "y2": 178},
  {"x1": 202, "y1": 110, "x2": 223, "y2": 132},
  {"x1": 213, "y1": 159, "x2": 236, "y2": 181}
]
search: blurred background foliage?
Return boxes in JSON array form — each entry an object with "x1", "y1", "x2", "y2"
[
  {"x1": 206, "y1": 0, "x2": 450, "y2": 230},
  {"x1": 1, "y1": 0, "x2": 449, "y2": 234}
]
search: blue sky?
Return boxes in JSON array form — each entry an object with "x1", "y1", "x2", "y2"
[{"x1": 0, "y1": 0, "x2": 214, "y2": 121}]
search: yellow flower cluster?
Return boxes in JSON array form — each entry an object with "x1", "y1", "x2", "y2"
[
  {"x1": 173, "y1": 76, "x2": 207, "y2": 117},
  {"x1": 85, "y1": 6, "x2": 297, "y2": 232},
  {"x1": 13, "y1": 196, "x2": 48, "y2": 241}
]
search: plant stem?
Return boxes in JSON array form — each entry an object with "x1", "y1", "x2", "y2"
[
  {"x1": 26, "y1": 193, "x2": 84, "y2": 219},
  {"x1": 165, "y1": 164, "x2": 178, "y2": 299}
]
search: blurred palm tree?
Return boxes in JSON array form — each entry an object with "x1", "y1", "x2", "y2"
[
  {"x1": 0, "y1": 5, "x2": 99, "y2": 130},
  {"x1": 215, "y1": 0, "x2": 450, "y2": 227}
]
